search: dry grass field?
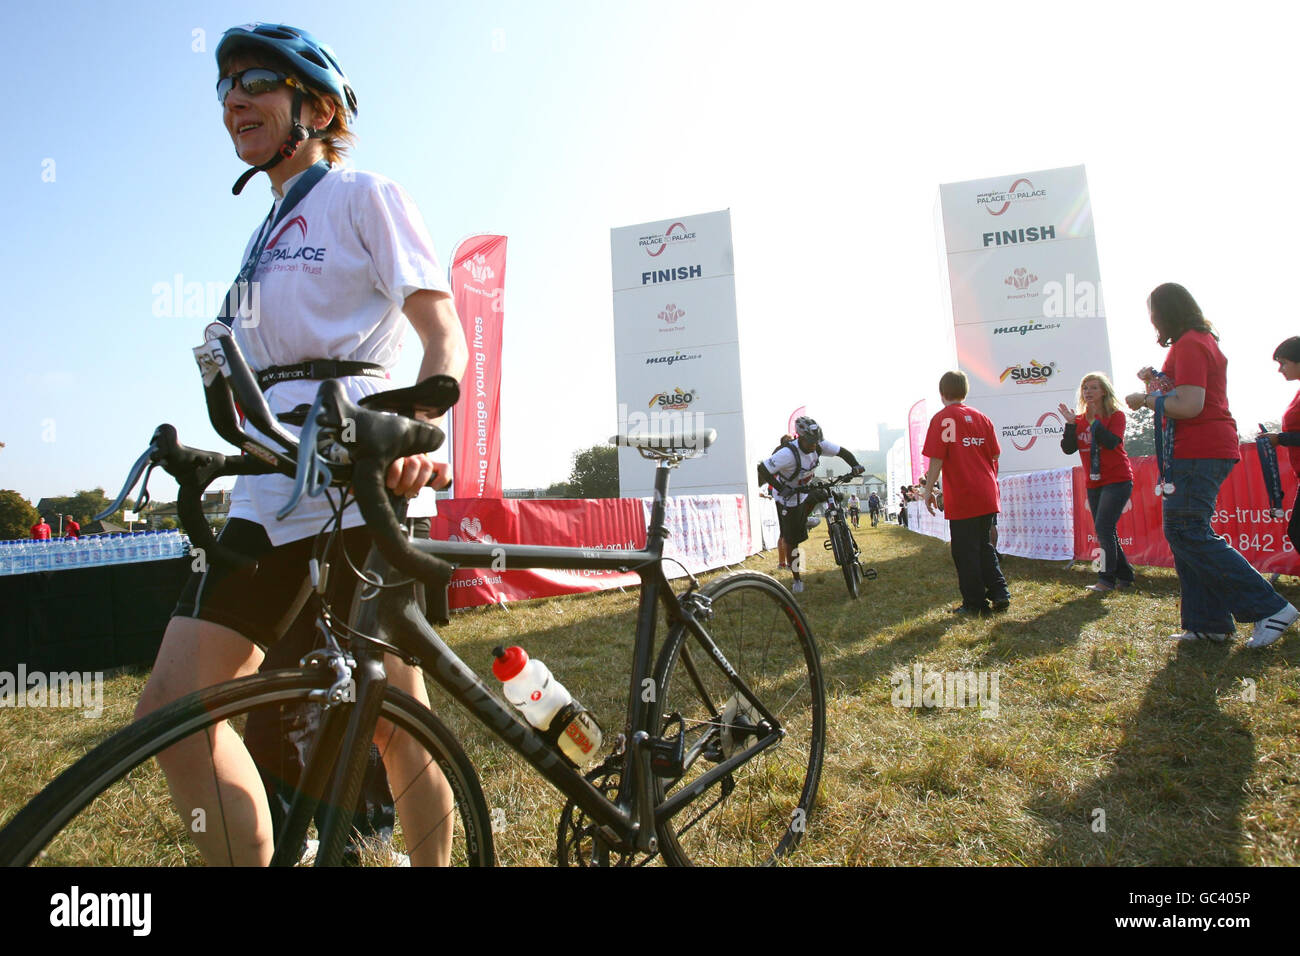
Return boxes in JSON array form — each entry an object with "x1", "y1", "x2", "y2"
[{"x1": 3, "y1": 519, "x2": 1297, "y2": 866}]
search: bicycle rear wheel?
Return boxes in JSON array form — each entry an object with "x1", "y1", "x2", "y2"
[
  {"x1": 650, "y1": 572, "x2": 825, "y2": 866},
  {"x1": 0, "y1": 669, "x2": 493, "y2": 866}
]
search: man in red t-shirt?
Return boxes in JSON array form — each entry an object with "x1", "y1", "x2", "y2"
[
  {"x1": 920, "y1": 370, "x2": 1009, "y2": 616},
  {"x1": 31, "y1": 517, "x2": 52, "y2": 540},
  {"x1": 64, "y1": 517, "x2": 81, "y2": 539}
]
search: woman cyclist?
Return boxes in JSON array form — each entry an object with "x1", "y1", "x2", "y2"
[{"x1": 135, "y1": 23, "x2": 468, "y2": 864}]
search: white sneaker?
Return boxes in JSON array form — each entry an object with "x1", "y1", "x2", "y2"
[
  {"x1": 1246, "y1": 603, "x2": 1300, "y2": 648},
  {"x1": 792, "y1": 580, "x2": 804, "y2": 594},
  {"x1": 1169, "y1": 630, "x2": 1232, "y2": 643}
]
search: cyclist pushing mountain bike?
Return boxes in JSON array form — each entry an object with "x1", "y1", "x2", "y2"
[
  {"x1": 132, "y1": 23, "x2": 468, "y2": 865},
  {"x1": 757, "y1": 417, "x2": 863, "y2": 594}
]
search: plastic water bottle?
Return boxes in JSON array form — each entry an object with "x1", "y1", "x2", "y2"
[{"x1": 491, "y1": 645, "x2": 603, "y2": 766}]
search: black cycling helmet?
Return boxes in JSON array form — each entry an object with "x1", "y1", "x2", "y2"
[
  {"x1": 216, "y1": 23, "x2": 358, "y2": 195},
  {"x1": 794, "y1": 416, "x2": 823, "y2": 444}
]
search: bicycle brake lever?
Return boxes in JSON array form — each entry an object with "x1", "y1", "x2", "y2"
[
  {"x1": 95, "y1": 443, "x2": 156, "y2": 521},
  {"x1": 278, "y1": 391, "x2": 335, "y2": 519}
]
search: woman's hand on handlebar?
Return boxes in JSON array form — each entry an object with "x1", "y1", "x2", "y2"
[{"x1": 386, "y1": 454, "x2": 452, "y2": 497}]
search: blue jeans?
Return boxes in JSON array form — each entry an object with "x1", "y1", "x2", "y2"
[
  {"x1": 1086, "y1": 481, "x2": 1134, "y2": 586},
  {"x1": 1162, "y1": 458, "x2": 1286, "y2": 633}
]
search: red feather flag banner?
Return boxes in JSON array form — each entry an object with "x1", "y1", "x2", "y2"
[{"x1": 449, "y1": 235, "x2": 507, "y2": 498}]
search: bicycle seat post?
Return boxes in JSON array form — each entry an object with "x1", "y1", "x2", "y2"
[{"x1": 645, "y1": 463, "x2": 672, "y2": 556}]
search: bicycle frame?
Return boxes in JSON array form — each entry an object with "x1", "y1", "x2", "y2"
[{"x1": 304, "y1": 461, "x2": 787, "y2": 859}]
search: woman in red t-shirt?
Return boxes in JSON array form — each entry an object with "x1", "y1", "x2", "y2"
[
  {"x1": 1125, "y1": 283, "x2": 1297, "y2": 647},
  {"x1": 1264, "y1": 337, "x2": 1300, "y2": 557},
  {"x1": 1060, "y1": 372, "x2": 1134, "y2": 592}
]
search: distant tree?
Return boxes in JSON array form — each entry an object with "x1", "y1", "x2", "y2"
[
  {"x1": 568, "y1": 445, "x2": 620, "y2": 499},
  {"x1": 1125, "y1": 408, "x2": 1155, "y2": 457},
  {"x1": 1243, "y1": 420, "x2": 1281, "y2": 442},
  {"x1": 542, "y1": 481, "x2": 576, "y2": 498},
  {"x1": 0, "y1": 490, "x2": 40, "y2": 539}
]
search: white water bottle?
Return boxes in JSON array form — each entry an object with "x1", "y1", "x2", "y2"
[{"x1": 491, "y1": 645, "x2": 603, "y2": 766}]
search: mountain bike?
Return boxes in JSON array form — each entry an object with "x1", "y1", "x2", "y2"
[
  {"x1": 0, "y1": 333, "x2": 825, "y2": 867},
  {"x1": 809, "y1": 475, "x2": 877, "y2": 600}
]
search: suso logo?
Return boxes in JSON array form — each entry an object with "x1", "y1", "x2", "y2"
[
  {"x1": 648, "y1": 387, "x2": 696, "y2": 411},
  {"x1": 999, "y1": 360, "x2": 1057, "y2": 385},
  {"x1": 1004, "y1": 267, "x2": 1040, "y2": 299},
  {"x1": 462, "y1": 253, "x2": 495, "y2": 283},
  {"x1": 639, "y1": 221, "x2": 698, "y2": 257},
  {"x1": 976, "y1": 177, "x2": 1048, "y2": 216},
  {"x1": 645, "y1": 350, "x2": 701, "y2": 367}
]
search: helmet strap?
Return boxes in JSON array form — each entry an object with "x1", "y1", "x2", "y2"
[{"x1": 231, "y1": 87, "x2": 328, "y2": 195}]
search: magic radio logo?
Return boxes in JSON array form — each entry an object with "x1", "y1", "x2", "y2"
[
  {"x1": 976, "y1": 178, "x2": 1048, "y2": 216},
  {"x1": 639, "y1": 221, "x2": 698, "y2": 257},
  {"x1": 1000, "y1": 360, "x2": 1057, "y2": 385},
  {"x1": 649, "y1": 387, "x2": 697, "y2": 411},
  {"x1": 462, "y1": 253, "x2": 495, "y2": 283}
]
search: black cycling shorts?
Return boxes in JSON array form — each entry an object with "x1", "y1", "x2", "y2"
[
  {"x1": 777, "y1": 501, "x2": 812, "y2": 550},
  {"x1": 172, "y1": 518, "x2": 371, "y2": 651}
]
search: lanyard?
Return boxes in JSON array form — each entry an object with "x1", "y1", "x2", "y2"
[{"x1": 217, "y1": 160, "x2": 330, "y2": 328}]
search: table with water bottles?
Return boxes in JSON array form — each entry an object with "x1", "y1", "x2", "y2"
[{"x1": 0, "y1": 531, "x2": 191, "y2": 576}]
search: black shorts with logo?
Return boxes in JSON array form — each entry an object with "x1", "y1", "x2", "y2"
[
  {"x1": 172, "y1": 518, "x2": 371, "y2": 651},
  {"x1": 777, "y1": 500, "x2": 813, "y2": 550}
]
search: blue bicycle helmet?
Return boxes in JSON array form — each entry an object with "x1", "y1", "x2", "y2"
[
  {"x1": 217, "y1": 23, "x2": 357, "y2": 117},
  {"x1": 217, "y1": 23, "x2": 358, "y2": 194}
]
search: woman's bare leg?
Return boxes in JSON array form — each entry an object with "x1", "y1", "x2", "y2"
[{"x1": 136, "y1": 617, "x2": 271, "y2": 865}]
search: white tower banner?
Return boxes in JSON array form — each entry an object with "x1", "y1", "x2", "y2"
[
  {"x1": 611, "y1": 210, "x2": 750, "y2": 502},
  {"x1": 936, "y1": 165, "x2": 1112, "y2": 474}
]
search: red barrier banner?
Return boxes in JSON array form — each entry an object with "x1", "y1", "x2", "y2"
[
  {"x1": 449, "y1": 235, "x2": 507, "y2": 498},
  {"x1": 1072, "y1": 445, "x2": 1299, "y2": 574},
  {"x1": 430, "y1": 497, "x2": 647, "y2": 609}
]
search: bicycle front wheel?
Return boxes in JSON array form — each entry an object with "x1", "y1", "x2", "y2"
[
  {"x1": 650, "y1": 572, "x2": 825, "y2": 866},
  {"x1": 835, "y1": 524, "x2": 861, "y2": 599},
  {"x1": 0, "y1": 669, "x2": 493, "y2": 867}
]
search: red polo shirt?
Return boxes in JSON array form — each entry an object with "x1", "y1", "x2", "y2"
[
  {"x1": 922, "y1": 402, "x2": 1001, "y2": 520},
  {"x1": 1161, "y1": 330, "x2": 1240, "y2": 460}
]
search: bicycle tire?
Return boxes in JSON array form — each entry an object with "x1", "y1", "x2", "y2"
[
  {"x1": 0, "y1": 669, "x2": 494, "y2": 867},
  {"x1": 835, "y1": 524, "x2": 861, "y2": 599},
  {"x1": 650, "y1": 571, "x2": 825, "y2": 866}
]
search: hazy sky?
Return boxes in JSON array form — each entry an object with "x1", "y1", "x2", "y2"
[{"x1": 4, "y1": 0, "x2": 1298, "y2": 505}]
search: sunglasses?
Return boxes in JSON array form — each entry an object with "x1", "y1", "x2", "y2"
[{"x1": 216, "y1": 68, "x2": 298, "y2": 105}]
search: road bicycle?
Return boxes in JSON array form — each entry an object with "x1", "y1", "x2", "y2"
[
  {"x1": 0, "y1": 333, "x2": 825, "y2": 867},
  {"x1": 808, "y1": 475, "x2": 877, "y2": 600}
]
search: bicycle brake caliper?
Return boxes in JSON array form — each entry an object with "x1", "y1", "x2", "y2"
[{"x1": 302, "y1": 649, "x2": 357, "y2": 707}]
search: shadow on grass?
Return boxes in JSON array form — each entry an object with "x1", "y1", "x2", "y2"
[{"x1": 1028, "y1": 641, "x2": 1264, "y2": 865}]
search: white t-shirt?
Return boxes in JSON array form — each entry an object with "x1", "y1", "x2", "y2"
[
  {"x1": 228, "y1": 166, "x2": 452, "y2": 545},
  {"x1": 762, "y1": 440, "x2": 841, "y2": 508}
]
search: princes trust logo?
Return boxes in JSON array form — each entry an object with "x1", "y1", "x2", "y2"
[
  {"x1": 450, "y1": 515, "x2": 496, "y2": 545},
  {"x1": 1005, "y1": 268, "x2": 1038, "y2": 291},
  {"x1": 659, "y1": 304, "x2": 685, "y2": 325},
  {"x1": 462, "y1": 253, "x2": 495, "y2": 284}
]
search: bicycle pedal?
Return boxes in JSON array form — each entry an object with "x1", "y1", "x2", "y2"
[
  {"x1": 862, "y1": 566, "x2": 878, "y2": 580},
  {"x1": 822, "y1": 539, "x2": 834, "y2": 551},
  {"x1": 650, "y1": 713, "x2": 686, "y2": 778}
]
